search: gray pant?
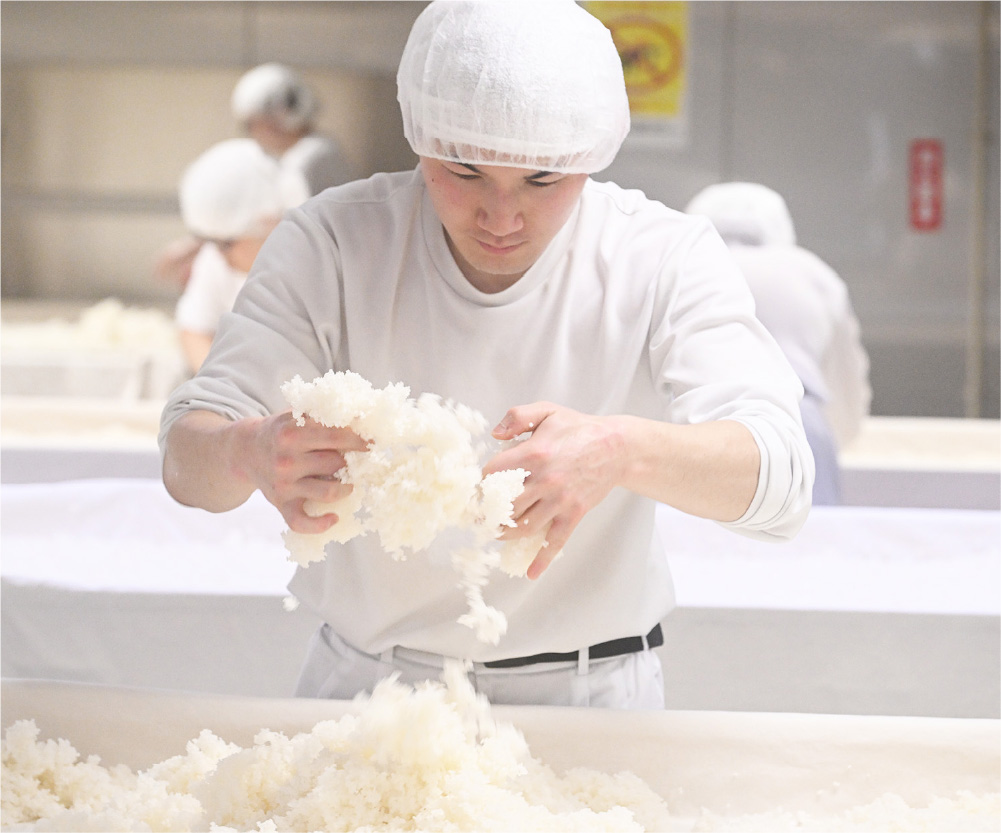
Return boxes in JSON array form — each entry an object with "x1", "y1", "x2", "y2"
[{"x1": 295, "y1": 624, "x2": 666, "y2": 709}]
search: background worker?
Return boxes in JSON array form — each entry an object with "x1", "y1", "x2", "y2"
[
  {"x1": 686, "y1": 182, "x2": 871, "y2": 504},
  {"x1": 174, "y1": 138, "x2": 308, "y2": 373},
  {"x1": 155, "y1": 63, "x2": 355, "y2": 289},
  {"x1": 160, "y1": 0, "x2": 814, "y2": 709},
  {"x1": 231, "y1": 62, "x2": 357, "y2": 199}
]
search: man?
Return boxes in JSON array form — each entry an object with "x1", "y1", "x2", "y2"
[
  {"x1": 160, "y1": 0, "x2": 814, "y2": 709},
  {"x1": 154, "y1": 64, "x2": 355, "y2": 290},
  {"x1": 231, "y1": 62, "x2": 356, "y2": 198},
  {"x1": 686, "y1": 182, "x2": 871, "y2": 504},
  {"x1": 174, "y1": 138, "x2": 308, "y2": 373}
]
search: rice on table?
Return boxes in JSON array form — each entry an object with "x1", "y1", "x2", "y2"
[
  {"x1": 1, "y1": 666, "x2": 673, "y2": 832},
  {"x1": 3, "y1": 667, "x2": 998, "y2": 832},
  {"x1": 0, "y1": 298, "x2": 180, "y2": 353},
  {"x1": 280, "y1": 370, "x2": 551, "y2": 645}
]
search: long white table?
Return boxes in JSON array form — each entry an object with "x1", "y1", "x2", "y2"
[
  {"x1": 839, "y1": 416, "x2": 1000, "y2": 509},
  {"x1": 3, "y1": 478, "x2": 997, "y2": 717},
  {"x1": 0, "y1": 396, "x2": 164, "y2": 483},
  {"x1": 657, "y1": 503, "x2": 1000, "y2": 718},
  {"x1": 3, "y1": 398, "x2": 998, "y2": 510}
]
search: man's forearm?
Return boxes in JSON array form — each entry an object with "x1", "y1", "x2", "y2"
[
  {"x1": 162, "y1": 410, "x2": 259, "y2": 513},
  {"x1": 613, "y1": 415, "x2": 760, "y2": 522}
]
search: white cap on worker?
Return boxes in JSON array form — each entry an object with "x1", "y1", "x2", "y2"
[
  {"x1": 396, "y1": 0, "x2": 630, "y2": 174},
  {"x1": 179, "y1": 138, "x2": 308, "y2": 240},
  {"x1": 685, "y1": 182, "x2": 798, "y2": 247},
  {"x1": 231, "y1": 63, "x2": 317, "y2": 132}
]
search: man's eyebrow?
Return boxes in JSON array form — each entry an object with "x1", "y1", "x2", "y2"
[{"x1": 455, "y1": 163, "x2": 556, "y2": 180}]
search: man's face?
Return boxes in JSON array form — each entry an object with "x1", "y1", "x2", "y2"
[{"x1": 420, "y1": 157, "x2": 588, "y2": 293}]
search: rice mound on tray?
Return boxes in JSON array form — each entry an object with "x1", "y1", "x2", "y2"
[
  {"x1": 3, "y1": 666, "x2": 998, "y2": 833},
  {"x1": 280, "y1": 370, "x2": 551, "y2": 644},
  {"x1": 0, "y1": 665, "x2": 672, "y2": 833}
]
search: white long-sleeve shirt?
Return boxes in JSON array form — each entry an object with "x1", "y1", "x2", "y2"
[
  {"x1": 160, "y1": 168, "x2": 813, "y2": 662},
  {"x1": 174, "y1": 243, "x2": 246, "y2": 335}
]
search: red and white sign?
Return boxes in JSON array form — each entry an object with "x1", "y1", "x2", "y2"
[{"x1": 909, "y1": 139, "x2": 943, "y2": 232}]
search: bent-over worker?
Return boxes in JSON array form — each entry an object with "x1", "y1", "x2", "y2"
[{"x1": 686, "y1": 182, "x2": 871, "y2": 505}]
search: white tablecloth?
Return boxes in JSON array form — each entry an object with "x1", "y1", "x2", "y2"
[
  {"x1": 2, "y1": 479, "x2": 998, "y2": 716},
  {"x1": 3, "y1": 406, "x2": 1000, "y2": 511}
]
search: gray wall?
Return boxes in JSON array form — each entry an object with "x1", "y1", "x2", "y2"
[
  {"x1": 601, "y1": 1, "x2": 1000, "y2": 419},
  {"x1": 2, "y1": 1, "x2": 998, "y2": 418}
]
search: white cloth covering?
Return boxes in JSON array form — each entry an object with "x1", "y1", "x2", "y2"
[
  {"x1": 2, "y1": 480, "x2": 993, "y2": 615},
  {"x1": 159, "y1": 167, "x2": 813, "y2": 665},
  {"x1": 174, "y1": 243, "x2": 246, "y2": 335},
  {"x1": 2, "y1": 479, "x2": 997, "y2": 714}
]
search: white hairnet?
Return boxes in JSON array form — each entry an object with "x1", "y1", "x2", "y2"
[
  {"x1": 397, "y1": 0, "x2": 629, "y2": 174},
  {"x1": 179, "y1": 139, "x2": 309, "y2": 240},
  {"x1": 231, "y1": 63, "x2": 317, "y2": 132},
  {"x1": 685, "y1": 182, "x2": 797, "y2": 247}
]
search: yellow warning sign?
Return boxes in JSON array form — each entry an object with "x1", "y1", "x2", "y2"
[{"x1": 586, "y1": 1, "x2": 688, "y2": 122}]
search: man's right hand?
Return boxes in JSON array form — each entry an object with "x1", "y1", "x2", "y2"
[
  {"x1": 162, "y1": 409, "x2": 368, "y2": 533},
  {"x1": 236, "y1": 412, "x2": 369, "y2": 533}
]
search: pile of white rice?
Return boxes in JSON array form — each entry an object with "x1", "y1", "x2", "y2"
[
  {"x1": 4, "y1": 667, "x2": 997, "y2": 833},
  {"x1": 280, "y1": 371, "x2": 552, "y2": 644},
  {"x1": 0, "y1": 298, "x2": 180, "y2": 353},
  {"x1": 1, "y1": 665, "x2": 673, "y2": 833}
]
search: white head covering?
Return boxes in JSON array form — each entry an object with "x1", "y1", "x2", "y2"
[
  {"x1": 396, "y1": 0, "x2": 630, "y2": 174},
  {"x1": 179, "y1": 138, "x2": 308, "y2": 240},
  {"x1": 231, "y1": 63, "x2": 317, "y2": 132},
  {"x1": 685, "y1": 182, "x2": 797, "y2": 247}
]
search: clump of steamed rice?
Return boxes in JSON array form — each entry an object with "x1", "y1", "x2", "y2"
[
  {"x1": 1, "y1": 665, "x2": 673, "y2": 833},
  {"x1": 280, "y1": 370, "x2": 551, "y2": 644}
]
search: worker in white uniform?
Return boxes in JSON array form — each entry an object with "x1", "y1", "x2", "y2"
[
  {"x1": 160, "y1": 1, "x2": 815, "y2": 709},
  {"x1": 685, "y1": 182, "x2": 871, "y2": 505},
  {"x1": 231, "y1": 62, "x2": 357, "y2": 199},
  {"x1": 175, "y1": 138, "x2": 308, "y2": 373},
  {"x1": 155, "y1": 64, "x2": 355, "y2": 290}
]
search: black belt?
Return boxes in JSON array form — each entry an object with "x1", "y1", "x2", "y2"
[{"x1": 483, "y1": 623, "x2": 663, "y2": 669}]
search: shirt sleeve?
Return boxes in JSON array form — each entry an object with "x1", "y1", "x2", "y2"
[{"x1": 648, "y1": 220, "x2": 815, "y2": 541}]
